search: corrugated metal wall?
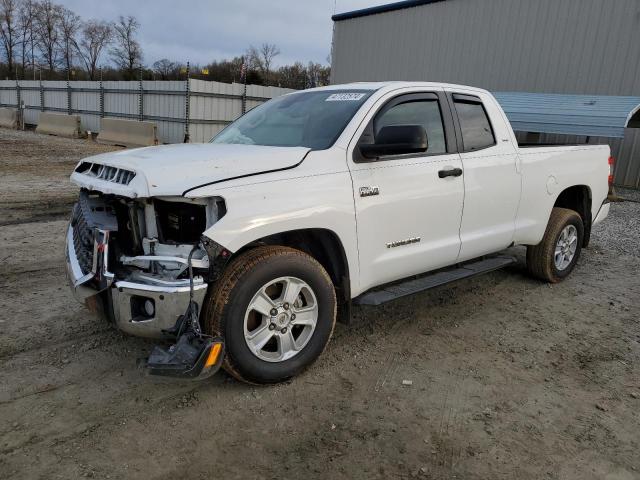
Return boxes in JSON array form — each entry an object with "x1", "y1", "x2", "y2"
[
  {"x1": 189, "y1": 80, "x2": 244, "y2": 142},
  {"x1": 14, "y1": 81, "x2": 39, "y2": 125},
  {"x1": 72, "y1": 81, "x2": 101, "y2": 132},
  {"x1": 188, "y1": 80, "x2": 293, "y2": 142},
  {"x1": 493, "y1": 92, "x2": 640, "y2": 138},
  {"x1": 143, "y1": 81, "x2": 187, "y2": 143},
  {"x1": 0, "y1": 79, "x2": 293, "y2": 144},
  {"x1": 616, "y1": 130, "x2": 640, "y2": 188},
  {"x1": 332, "y1": 0, "x2": 640, "y2": 94},
  {"x1": 0, "y1": 81, "x2": 17, "y2": 108},
  {"x1": 331, "y1": 0, "x2": 640, "y2": 186}
]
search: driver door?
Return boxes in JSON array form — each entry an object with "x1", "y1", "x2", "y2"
[{"x1": 349, "y1": 91, "x2": 465, "y2": 293}]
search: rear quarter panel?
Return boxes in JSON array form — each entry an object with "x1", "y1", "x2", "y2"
[{"x1": 514, "y1": 144, "x2": 610, "y2": 245}]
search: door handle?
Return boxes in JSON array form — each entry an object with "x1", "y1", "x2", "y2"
[{"x1": 438, "y1": 167, "x2": 463, "y2": 178}]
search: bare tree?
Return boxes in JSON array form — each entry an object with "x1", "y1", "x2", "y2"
[
  {"x1": 17, "y1": 0, "x2": 37, "y2": 77},
  {"x1": 244, "y1": 44, "x2": 262, "y2": 70},
  {"x1": 152, "y1": 58, "x2": 176, "y2": 80},
  {"x1": 0, "y1": 0, "x2": 19, "y2": 76},
  {"x1": 245, "y1": 43, "x2": 280, "y2": 84},
  {"x1": 58, "y1": 6, "x2": 80, "y2": 76},
  {"x1": 75, "y1": 19, "x2": 111, "y2": 80},
  {"x1": 33, "y1": 0, "x2": 62, "y2": 73},
  {"x1": 110, "y1": 15, "x2": 141, "y2": 79},
  {"x1": 259, "y1": 42, "x2": 280, "y2": 82}
]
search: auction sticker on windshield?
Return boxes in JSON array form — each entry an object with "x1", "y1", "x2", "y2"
[{"x1": 326, "y1": 93, "x2": 367, "y2": 102}]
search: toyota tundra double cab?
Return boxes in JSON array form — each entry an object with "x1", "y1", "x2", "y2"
[{"x1": 65, "y1": 82, "x2": 611, "y2": 383}]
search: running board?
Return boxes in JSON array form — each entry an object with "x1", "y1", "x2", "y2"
[{"x1": 354, "y1": 255, "x2": 516, "y2": 306}]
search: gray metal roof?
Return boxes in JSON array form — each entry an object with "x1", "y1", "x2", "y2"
[
  {"x1": 332, "y1": 0, "x2": 447, "y2": 21},
  {"x1": 493, "y1": 92, "x2": 640, "y2": 138}
]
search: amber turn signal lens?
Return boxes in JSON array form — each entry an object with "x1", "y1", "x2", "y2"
[{"x1": 204, "y1": 343, "x2": 223, "y2": 368}]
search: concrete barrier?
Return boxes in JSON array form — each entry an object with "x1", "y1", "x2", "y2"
[
  {"x1": 97, "y1": 118, "x2": 158, "y2": 148},
  {"x1": 0, "y1": 107, "x2": 17, "y2": 129},
  {"x1": 36, "y1": 112, "x2": 82, "y2": 138}
]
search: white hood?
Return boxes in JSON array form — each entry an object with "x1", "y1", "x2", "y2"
[{"x1": 70, "y1": 143, "x2": 310, "y2": 198}]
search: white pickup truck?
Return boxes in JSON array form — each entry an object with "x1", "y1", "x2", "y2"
[{"x1": 65, "y1": 82, "x2": 612, "y2": 383}]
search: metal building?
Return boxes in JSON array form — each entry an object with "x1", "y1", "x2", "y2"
[{"x1": 331, "y1": 0, "x2": 640, "y2": 187}]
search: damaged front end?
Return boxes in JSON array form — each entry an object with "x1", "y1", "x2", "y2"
[
  {"x1": 65, "y1": 189, "x2": 222, "y2": 336},
  {"x1": 65, "y1": 189, "x2": 229, "y2": 378}
]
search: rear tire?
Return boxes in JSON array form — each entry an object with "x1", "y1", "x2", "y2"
[
  {"x1": 526, "y1": 207, "x2": 584, "y2": 283},
  {"x1": 203, "y1": 246, "x2": 336, "y2": 384}
]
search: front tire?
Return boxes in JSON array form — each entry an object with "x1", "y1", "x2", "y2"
[
  {"x1": 526, "y1": 207, "x2": 584, "y2": 283},
  {"x1": 203, "y1": 246, "x2": 337, "y2": 384}
]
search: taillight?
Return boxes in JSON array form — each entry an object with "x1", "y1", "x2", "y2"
[{"x1": 608, "y1": 156, "x2": 615, "y2": 186}]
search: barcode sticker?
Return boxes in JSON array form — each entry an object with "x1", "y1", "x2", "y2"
[{"x1": 326, "y1": 93, "x2": 366, "y2": 102}]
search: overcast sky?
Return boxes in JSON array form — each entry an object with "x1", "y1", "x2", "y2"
[{"x1": 57, "y1": 0, "x2": 389, "y2": 67}]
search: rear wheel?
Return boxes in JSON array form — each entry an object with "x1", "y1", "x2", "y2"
[
  {"x1": 527, "y1": 207, "x2": 584, "y2": 283},
  {"x1": 203, "y1": 246, "x2": 337, "y2": 384}
]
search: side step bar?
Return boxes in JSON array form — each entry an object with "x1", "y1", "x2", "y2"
[{"x1": 354, "y1": 255, "x2": 516, "y2": 306}]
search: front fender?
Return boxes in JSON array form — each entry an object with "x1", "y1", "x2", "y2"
[{"x1": 198, "y1": 171, "x2": 362, "y2": 296}]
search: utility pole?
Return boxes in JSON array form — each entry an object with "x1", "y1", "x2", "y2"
[
  {"x1": 241, "y1": 56, "x2": 247, "y2": 115},
  {"x1": 184, "y1": 61, "x2": 190, "y2": 143},
  {"x1": 138, "y1": 64, "x2": 144, "y2": 121}
]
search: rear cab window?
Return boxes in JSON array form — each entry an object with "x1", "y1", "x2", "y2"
[{"x1": 452, "y1": 94, "x2": 496, "y2": 152}]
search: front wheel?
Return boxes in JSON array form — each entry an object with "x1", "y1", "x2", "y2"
[
  {"x1": 527, "y1": 207, "x2": 584, "y2": 283},
  {"x1": 203, "y1": 246, "x2": 337, "y2": 384}
]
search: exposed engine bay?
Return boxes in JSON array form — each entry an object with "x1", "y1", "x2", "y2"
[
  {"x1": 67, "y1": 189, "x2": 228, "y2": 343},
  {"x1": 67, "y1": 189, "x2": 230, "y2": 379},
  {"x1": 72, "y1": 189, "x2": 225, "y2": 287}
]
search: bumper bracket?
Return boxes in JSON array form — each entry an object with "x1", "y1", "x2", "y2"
[{"x1": 147, "y1": 332, "x2": 224, "y2": 380}]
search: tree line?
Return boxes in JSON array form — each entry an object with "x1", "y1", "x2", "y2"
[
  {"x1": 153, "y1": 48, "x2": 330, "y2": 90},
  {"x1": 0, "y1": 0, "x2": 330, "y2": 88}
]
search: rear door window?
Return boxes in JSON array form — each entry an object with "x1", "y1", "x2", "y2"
[{"x1": 453, "y1": 97, "x2": 496, "y2": 152}]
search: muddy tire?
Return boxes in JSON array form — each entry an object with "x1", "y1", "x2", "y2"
[
  {"x1": 526, "y1": 207, "x2": 584, "y2": 283},
  {"x1": 203, "y1": 246, "x2": 337, "y2": 384}
]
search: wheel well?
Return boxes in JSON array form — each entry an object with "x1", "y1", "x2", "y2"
[
  {"x1": 554, "y1": 185, "x2": 592, "y2": 247},
  {"x1": 235, "y1": 229, "x2": 352, "y2": 323}
]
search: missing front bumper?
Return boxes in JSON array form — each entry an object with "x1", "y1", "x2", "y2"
[{"x1": 65, "y1": 223, "x2": 209, "y2": 339}]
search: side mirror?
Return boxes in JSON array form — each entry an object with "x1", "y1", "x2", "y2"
[{"x1": 360, "y1": 125, "x2": 428, "y2": 159}]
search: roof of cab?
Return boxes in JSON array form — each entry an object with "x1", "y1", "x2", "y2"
[{"x1": 303, "y1": 81, "x2": 489, "y2": 95}]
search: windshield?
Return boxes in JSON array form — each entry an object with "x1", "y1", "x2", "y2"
[{"x1": 210, "y1": 90, "x2": 374, "y2": 150}]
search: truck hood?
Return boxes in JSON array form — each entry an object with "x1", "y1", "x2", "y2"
[{"x1": 70, "y1": 143, "x2": 310, "y2": 198}]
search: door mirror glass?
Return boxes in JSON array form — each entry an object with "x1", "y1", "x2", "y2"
[{"x1": 360, "y1": 125, "x2": 428, "y2": 158}]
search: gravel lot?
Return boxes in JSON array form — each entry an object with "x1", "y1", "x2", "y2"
[{"x1": 0, "y1": 129, "x2": 639, "y2": 480}]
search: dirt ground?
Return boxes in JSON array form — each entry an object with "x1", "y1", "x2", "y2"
[
  {"x1": 0, "y1": 129, "x2": 639, "y2": 480},
  {"x1": 0, "y1": 128, "x2": 119, "y2": 226}
]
